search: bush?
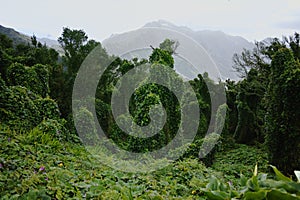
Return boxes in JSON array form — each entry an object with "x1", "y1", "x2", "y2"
[
  {"x1": 0, "y1": 86, "x2": 41, "y2": 129},
  {"x1": 6, "y1": 63, "x2": 50, "y2": 97},
  {"x1": 35, "y1": 119, "x2": 71, "y2": 142},
  {"x1": 74, "y1": 107, "x2": 97, "y2": 145},
  {"x1": 182, "y1": 133, "x2": 221, "y2": 167},
  {"x1": 0, "y1": 72, "x2": 62, "y2": 131},
  {"x1": 33, "y1": 98, "x2": 60, "y2": 120}
]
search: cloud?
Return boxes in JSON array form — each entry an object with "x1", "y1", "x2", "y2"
[
  {"x1": 277, "y1": 19, "x2": 300, "y2": 30},
  {"x1": 1, "y1": 0, "x2": 299, "y2": 41}
]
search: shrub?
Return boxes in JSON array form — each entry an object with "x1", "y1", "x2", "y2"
[
  {"x1": 0, "y1": 86, "x2": 41, "y2": 129},
  {"x1": 33, "y1": 98, "x2": 60, "y2": 120},
  {"x1": 35, "y1": 119, "x2": 70, "y2": 142},
  {"x1": 74, "y1": 107, "x2": 97, "y2": 145},
  {"x1": 6, "y1": 63, "x2": 49, "y2": 97}
]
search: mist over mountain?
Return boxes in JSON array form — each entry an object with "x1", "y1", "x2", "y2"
[
  {"x1": 103, "y1": 20, "x2": 254, "y2": 80},
  {"x1": 0, "y1": 24, "x2": 63, "y2": 54}
]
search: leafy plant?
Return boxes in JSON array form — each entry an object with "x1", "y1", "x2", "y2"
[{"x1": 199, "y1": 164, "x2": 300, "y2": 199}]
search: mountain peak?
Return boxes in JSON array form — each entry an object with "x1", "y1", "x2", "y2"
[
  {"x1": 144, "y1": 19, "x2": 176, "y2": 28},
  {"x1": 103, "y1": 20, "x2": 254, "y2": 80},
  {"x1": 143, "y1": 19, "x2": 193, "y2": 33}
]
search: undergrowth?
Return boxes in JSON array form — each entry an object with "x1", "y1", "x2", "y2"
[{"x1": 0, "y1": 127, "x2": 299, "y2": 199}]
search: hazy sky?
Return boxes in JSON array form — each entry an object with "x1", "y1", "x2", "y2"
[{"x1": 1, "y1": 0, "x2": 299, "y2": 42}]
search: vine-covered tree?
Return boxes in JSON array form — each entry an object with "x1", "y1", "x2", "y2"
[
  {"x1": 265, "y1": 48, "x2": 300, "y2": 174},
  {"x1": 232, "y1": 33, "x2": 300, "y2": 174}
]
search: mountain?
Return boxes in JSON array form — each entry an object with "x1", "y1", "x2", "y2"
[
  {"x1": 103, "y1": 20, "x2": 254, "y2": 80},
  {"x1": 0, "y1": 24, "x2": 63, "y2": 54},
  {"x1": 38, "y1": 37, "x2": 64, "y2": 54},
  {"x1": 0, "y1": 24, "x2": 31, "y2": 45}
]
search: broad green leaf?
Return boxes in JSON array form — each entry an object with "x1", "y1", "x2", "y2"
[
  {"x1": 219, "y1": 182, "x2": 228, "y2": 192},
  {"x1": 266, "y1": 189, "x2": 300, "y2": 200},
  {"x1": 206, "y1": 177, "x2": 220, "y2": 191},
  {"x1": 229, "y1": 190, "x2": 241, "y2": 198},
  {"x1": 247, "y1": 176, "x2": 259, "y2": 192},
  {"x1": 262, "y1": 179, "x2": 300, "y2": 194},
  {"x1": 240, "y1": 174, "x2": 248, "y2": 187},
  {"x1": 270, "y1": 165, "x2": 292, "y2": 182},
  {"x1": 206, "y1": 191, "x2": 231, "y2": 200},
  {"x1": 258, "y1": 173, "x2": 268, "y2": 182},
  {"x1": 243, "y1": 190, "x2": 267, "y2": 200}
]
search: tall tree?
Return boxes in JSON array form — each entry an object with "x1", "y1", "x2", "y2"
[
  {"x1": 57, "y1": 28, "x2": 109, "y2": 120},
  {"x1": 58, "y1": 27, "x2": 88, "y2": 75},
  {"x1": 265, "y1": 48, "x2": 300, "y2": 174}
]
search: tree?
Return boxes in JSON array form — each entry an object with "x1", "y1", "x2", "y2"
[
  {"x1": 149, "y1": 48, "x2": 174, "y2": 68},
  {"x1": 31, "y1": 35, "x2": 37, "y2": 47},
  {"x1": 232, "y1": 42, "x2": 269, "y2": 78},
  {"x1": 0, "y1": 34, "x2": 14, "y2": 78},
  {"x1": 233, "y1": 69, "x2": 265, "y2": 144},
  {"x1": 232, "y1": 33, "x2": 300, "y2": 174},
  {"x1": 265, "y1": 48, "x2": 300, "y2": 174},
  {"x1": 225, "y1": 79, "x2": 238, "y2": 134},
  {"x1": 159, "y1": 38, "x2": 179, "y2": 54},
  {"x1": 283, "y1": 32, "x2": 300, "y2": 60},
  {"x1": 58, "y1": 27, "x2": 100, "y2": 75},
  {"x1": 57, "y1": 28, "x2": 110, "y2": 121}
]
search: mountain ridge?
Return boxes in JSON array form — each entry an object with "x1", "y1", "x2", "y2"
[
  {"x1": 0, "y1": 24, "x2": 63, "y2": 54},
  {"x1": 0, "y1": 24, "x2": 31, "y2": 45},
  {"x1": 103, "y1": 20, "x2": 254, "y2": 80}
]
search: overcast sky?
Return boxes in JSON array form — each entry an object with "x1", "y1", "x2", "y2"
[{"x1": 1, "y1": 0, "x2": 299, "y2": 42}]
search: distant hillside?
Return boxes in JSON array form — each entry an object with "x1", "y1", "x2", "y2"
[
  {"x1": 0, "y1": 24, "x2": 31, "y2": 45},
  {"x1": 0, "y1": 24, "x2": 63, "y2": 54},
  {"x1": 38, "y1": 37, "x2": 64, "y2": 54},
  {"x1": 103, "y1": 20, "x2": 254, "y2": 80}
]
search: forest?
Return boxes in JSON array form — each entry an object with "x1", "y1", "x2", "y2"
[{"x1": 0, "y1": 27, "x2": 300, "y2": 199}]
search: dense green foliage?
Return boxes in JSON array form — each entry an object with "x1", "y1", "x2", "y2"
[
  {"x1": 0, "y1": 29, "x2": 299, "y2": 199},
  {"x1": 1, "y1": 126, "x2": 299, "y2": 199},
  {"x1": 265, "y1": 48, "x2": 300, "y2": 174},
  {"x1": 230, "y1": 33, "x2": 300, "y2": 175},
  {"x1": 57, "y1": 27, "x2": 110, "y2": 118}
]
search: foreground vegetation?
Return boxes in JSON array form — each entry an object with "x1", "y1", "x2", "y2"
[{"x1": 1, "y1": 126, "x2": 299, "y2": 199}]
